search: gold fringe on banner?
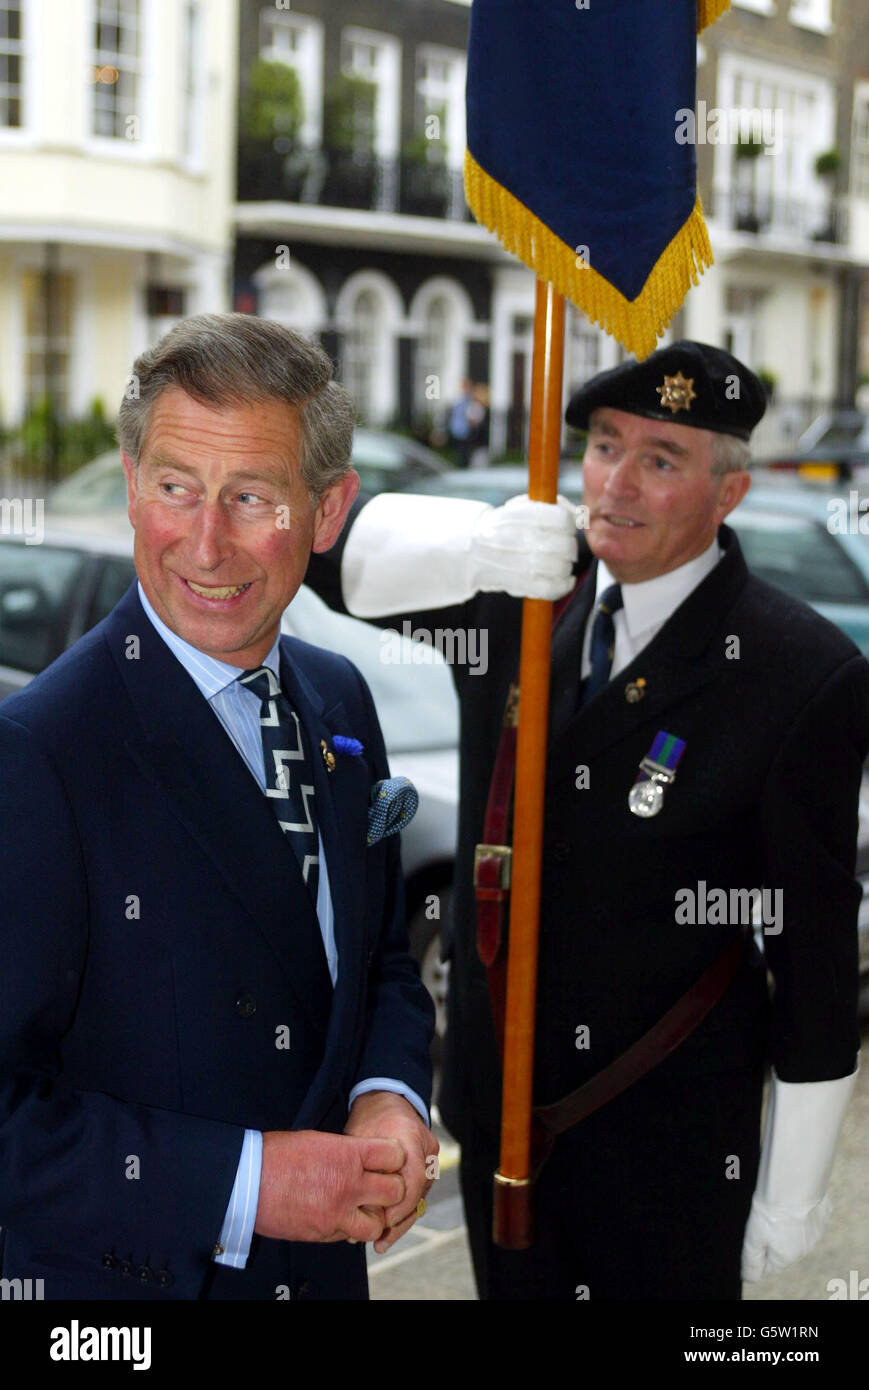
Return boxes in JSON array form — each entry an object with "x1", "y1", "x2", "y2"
[
  {"x1": 464, "y1": 150, "x2": 713, "y2": 361},
  {"x1": 697, "y1": 0, "x2": 731, "y2": 32}
]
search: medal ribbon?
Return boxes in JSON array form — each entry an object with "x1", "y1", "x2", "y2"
[{"x1": 633, "y1": 729, "x2": 687, "y2": 789}]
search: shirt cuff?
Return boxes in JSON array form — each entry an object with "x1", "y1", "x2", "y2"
[
  {"x1": 348, "y1": 1078, "x2": 430, "y2": 1126},
  {"x1": 214, "y1": 1129, "x2": 262, "y2": 1268}
]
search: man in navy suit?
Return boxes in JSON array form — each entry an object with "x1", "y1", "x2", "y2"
[{"x1": 0, "y1": 313, "x2": 437, "y2": 1301}]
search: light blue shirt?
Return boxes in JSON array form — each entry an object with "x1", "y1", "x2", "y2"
[{"x1": 136, "y1": 584, "x2": 427, "y2": 1267}]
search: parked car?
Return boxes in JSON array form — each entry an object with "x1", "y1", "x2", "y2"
[
  {"x1": 47, "y1": 428, "x2": 450, "y2": 515},
  {"x1": 348, "y1": 428, "x2": 450, "y2": 493},
  {"x1": 756, "y1": 410, "x2": 869, "y2": 483},
  {"x1": 0, "y1": 516, "x2": 459, "y2": 1055}
]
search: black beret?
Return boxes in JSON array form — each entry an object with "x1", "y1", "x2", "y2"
[{"x1": 565, "y1": 340, "x2": 766, "y2": 441}]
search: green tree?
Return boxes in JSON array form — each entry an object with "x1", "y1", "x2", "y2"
[
  {"x1": 324, "y1": 73, "x2": 377, "y2": 154},
  {"x1": 239, "y1": 60, "x2": 304, "y2": 144}
]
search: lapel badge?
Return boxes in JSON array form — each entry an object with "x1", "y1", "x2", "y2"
[
  {"x1": 656, "y1": 371, "x2": 696, "y2": 415},
  {"x1": 625, "y1": 677, "x2": 646, "y2": 704},
  {"x1": 320, "y1": 738, "x2": 336, "y2": 773},
  {"x1": 628, "y1": 730, "x2": 686, "y2": 819}
]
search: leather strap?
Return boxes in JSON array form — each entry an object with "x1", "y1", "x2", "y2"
[
  {"x1": 528, "y1": 927, "x2": 750, "y2": 1174},
  {"x1": 474, "y1": 579, "x2": 582, "y2": 1055}
]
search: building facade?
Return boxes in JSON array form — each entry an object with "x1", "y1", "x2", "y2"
[
  {"x1": 233, "y1": 0, "x2": 621, "y2": 456},
  {"x1": 0, "y1": 0, "x2": 237, "y2": 451},
  {"x1": 685, "y1": 0, "x2": 869, "y2": 450}
]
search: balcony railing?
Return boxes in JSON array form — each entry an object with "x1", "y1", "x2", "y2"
[
  {"x1": 709, "y1": 185, "x2": 849, "y2": 244},
  {"x1": 237, "y1": 142, "x2": 471, "y2": 220}
]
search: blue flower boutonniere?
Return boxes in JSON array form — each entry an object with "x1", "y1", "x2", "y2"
[{"x1": 334, "y1": 735, "x2": 364, "y2": 756}]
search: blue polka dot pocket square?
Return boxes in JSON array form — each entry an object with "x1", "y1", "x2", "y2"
[{"x1": 367, "y1": 777, "x2": 419, "y2": 847}]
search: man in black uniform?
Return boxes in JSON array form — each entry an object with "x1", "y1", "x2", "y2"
[{"x1": 306, "y1": 343, "x2": 868, "y2": 1299}]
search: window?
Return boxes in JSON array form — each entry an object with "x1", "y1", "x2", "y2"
[
  {"x1": 567, "y1": 309, "x2": 602, "y2": 388},
  {"x1": 789, "y1": 0, "x2": 832, "y2": 33},
  {"x1": 0, "y1": 1, "x2": 23, "y2": 128},
  {"x1": 729, "y1": 514, "x2": 868, "y2": 606},
  {"x1": 145, "y1": 284, "x2": 186, "y2": 347},
  {"x1": 181, "y1": 1, "x2": 205, "y2": 164},
  {"x1": 714, "y1": 54, "x2": 836, "y2": 234},
  {"x1": 22, "y1": 269, "x2": 75, "y2": 418},
  {"x1": 410, "y1": 279, "x2": 473, "y2": 417},
  {"x1": 341, "y1": 28, "x2": 401, "y2": 158},
  {"x1": 344, "y1": 288, "x2": 380, "y2": 423},
  {"x1": 0, "y1": 544, "x2": 85, "y2": 675},
  {"x1": 337, "y1": 272, "x2": 400, "y2": 422},
  {"x1": 253, "y1": 260, "x2": 326, "y2": 338},
  {"x1": 852, "y1": 86, "x2": 869, "y2": 201},
  {"x1": 87, "y1": 558, "x2": 137, "y2": 629},
  {"x1": 259, "y1": 8, "x2": 323, "y2": 145},
  {"x1": 415, "y1": 45, "x2": 466, "y2": 167},
  {"x1": 416, "y1": 295, "x2": 450, "y2": 418},
  {"x1": 91, "y1": 0, "x2": 142, "y2": 140},
  {"x1": 145, "y1": 286, "x2": 185, "y2": 318},
  {"x1": 722, "y1": 286, "x2": 764, "y2": 368}
]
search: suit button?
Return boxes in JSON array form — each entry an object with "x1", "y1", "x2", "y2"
[
  {"x1": 156, "y1": 1268, "x2": 174, "y2": 1288},
  {"x1": 235, "y1": 992, "x2": 257, "y2": 1018},
  {"x1": 101, "y1": 1252, "x2": 117, "y2": 1270},
  {"x1": 137, "y1": 1265, "x2": 153, "y2": 1284},
  {"x1": 119, "y1": 1259, "x2": 133, "y2": 1277}
]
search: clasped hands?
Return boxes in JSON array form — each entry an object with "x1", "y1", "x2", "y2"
[{"x1": 255, "y1": 1091, "x2": 438, "y2": 1253}]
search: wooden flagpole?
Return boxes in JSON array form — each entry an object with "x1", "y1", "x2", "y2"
[{"x1": 493, "y1": 278, "x2": 565, "y2": 1248}]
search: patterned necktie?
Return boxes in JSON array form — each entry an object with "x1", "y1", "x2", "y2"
[
  {"x1": 238, "y1": 666, "x2": 319, "y2": 904},
  {"x1": 580, "y1": 583, "x2": 624, "y2": 707}
]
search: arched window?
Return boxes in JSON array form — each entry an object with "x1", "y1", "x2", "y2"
[
  {"x1": 344, "y1": 288, "x2": 380, "y2": 423},
  {"x1": 252, "y1": 259, "x2": 326, "y2": 339},
  {"x1": 336, "y1": 271, "x2": 403, "y2": 423},
  {"x1": 410, "y1": 277, "x2": 474, "y2": 425},
  {"x1": 416, "y1": 295, "x2": 450, "y2": 421}
]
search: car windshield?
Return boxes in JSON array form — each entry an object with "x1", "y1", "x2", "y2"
[
  {"x1": 352, "y1": 433, "x2": 443, "y2": 495},
  {"x1": 812, "y1": 423, "x2": 868, "y2": 451},
  {"x1": 728, "y1": 510, "x2": 869, "y2": 605},
  {"x1": 0, "y1": 542, "x2": 85, "y2": 673}
]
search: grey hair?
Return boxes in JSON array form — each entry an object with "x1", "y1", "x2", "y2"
[
  {"x1": 117, "y1": 313, "x2": 355, "y2": 501},
  {"x1": 710, "y1": 432, "x2": 752, "y2": 476}
]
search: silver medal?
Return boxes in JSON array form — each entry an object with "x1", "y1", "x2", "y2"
[{"x1": 628, "y1": 779, "x2": 665, "y2": 818}]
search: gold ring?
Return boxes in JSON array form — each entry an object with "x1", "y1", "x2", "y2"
[{"x1": 416, "y1": 1198, "x2": 426, "y2": 1219}]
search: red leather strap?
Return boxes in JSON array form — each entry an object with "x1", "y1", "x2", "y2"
[{"x1": 474, "y1": 578, "x2": 583, "y2": 1054}]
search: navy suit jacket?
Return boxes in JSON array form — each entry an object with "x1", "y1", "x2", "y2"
[{"x1": 0, "y1": 584, "x2": 433, "y2": 1300}]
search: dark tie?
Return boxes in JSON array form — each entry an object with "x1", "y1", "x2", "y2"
[
  {"x1": 238, "y1": 666, "x2": 320, "y2": 904},
  {"x1": 580, "y1": 583, "x2": 624, "y2": 707}
]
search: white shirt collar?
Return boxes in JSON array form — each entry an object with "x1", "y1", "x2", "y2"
[
  {"x1": 137, "y1": 580, "x2": 281, "y2": 701},
  {"x1": 594, "y1": 535, "x2": 722, "y2": 641}
]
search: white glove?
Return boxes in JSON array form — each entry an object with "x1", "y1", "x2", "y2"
[
  {"x1": 341, "y1": 492, "x2": 578, "y2": 618},
  {"x1": 741, "y1": 1063, "x2": 858, "y2": 1283}
]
